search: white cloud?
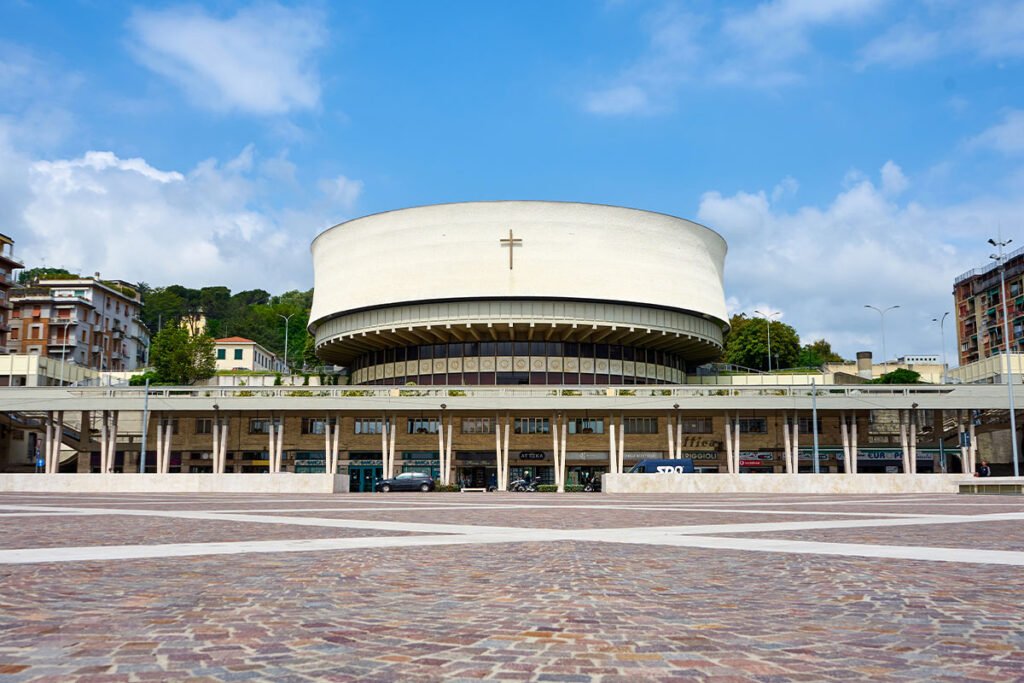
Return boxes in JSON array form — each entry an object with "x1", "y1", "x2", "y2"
[
  {"x1": 698, "y1": 161, "x2": 1010, "y2": 362},
  {"x1": 880, "y1": 160, "x2": 908, "y2": 195},
  {"x1": 582, "y1": 0, "x2": 882, "y2": 116},
  {"x1": 858, "y1": 23, "x2": 941, "y2": 68},
  {"x1": 969, "y1": 109, "x2": 1024, "y2": 156},
  {"x1": 127, "y1": 3, "x2": 326, "y2": 115},
  {"x1": 2, "y1": 137, "x2": 363, "y2": 292},
  {"x1": 318, "y1": 175, "x2": 364, "y2": 211}
]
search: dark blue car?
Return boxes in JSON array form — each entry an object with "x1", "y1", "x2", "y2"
[{"x1": 375, "y1": 472, "x2": 436, "y2": 492}]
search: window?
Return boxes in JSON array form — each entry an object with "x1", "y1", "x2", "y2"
[
  {"x1": 249, "y1": 418, "x2": 273, "y2": 434},
  {"x1": 461, "y1": 417, "x2": 495, "y2": 434},
  {"x1": 738, "y1": 418, "x2": 767, "y2": 433},
  {"x1": 514, "y1": 417, "x2": 550, "y2": 434},
  {"x1": 682, "y1": 417, "x2": 713, "y2": 433},
  {"x1": 798, "y1": 417, "x2": 823, "y2": 432},
  {"x1": 407, "y1": 418, "x2": 440, "y2": 434},
  {"x1": 302, "y1": 417, "x2": 327, "y2": 435},
  {"x1": 216, "y1": 349, "x2": 226, "y2": 360},
  {"x1": 354, "y1": 418, "x2": 383, "y2": 435},
  {"x1": 195, "y1": 418, "x2": 212, "y2": 435},
  {"x1": 234, "y1": 349, "x2": 243, "y2": 360},
  {"x1": 568, "y1": 418, "x2": 604, "y2": 434},
  {"x1": 624, "y1": 417, "x2": 658, "y2": 434}
]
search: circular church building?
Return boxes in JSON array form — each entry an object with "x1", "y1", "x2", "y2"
[{"x1": 310, "y1": 201, "x2": 728, "y2": 385}]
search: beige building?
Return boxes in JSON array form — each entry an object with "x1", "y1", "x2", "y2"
[
  {"x1": 7, "y1": 277, "x2": 149, "y2": 373},
  {"x1": 0, "y1": 234, "x2": 24, "y2": 353},
  {"x1": 214, "y1": 337, "x2": 286, "y2": 373}
]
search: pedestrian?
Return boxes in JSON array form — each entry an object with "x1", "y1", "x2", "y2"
[{"x1": 977, "y1": 460, "x2": 992, "y2": 477}]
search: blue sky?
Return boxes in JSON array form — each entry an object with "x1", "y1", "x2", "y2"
[{"x1": 2, "y1": 0, "x2": 1024, "y2": 363}]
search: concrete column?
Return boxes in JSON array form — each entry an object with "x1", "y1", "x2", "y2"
[
  {"x1": 609, "y1": 418, "x2": 617, "y2": 476},
  {"x1": 551, "y1": 414, "x2": 560, "y2": 488},
  {"x1": 782, "y1": 414, "x2": 793, "y2": 474},
  {"x1": 445, "y1": 422, "x2": 453, "y2": 485},
  {"x1": 211, "y1": 418, "x2": 220, "y2": 474},
  {"x1": 733, "y1": 412, "x2": 741, "y2": 474},
  {"x1": 275, "y1": 416, "x2": 285, "y2": 473},
  {"x1": 333, "y1": 415, "x2": 341, "y2": 475},
  {"x1": 267, "y1": 420, "x2": 277, "y2": 473},
  {"x1": 667, "y1": 414, "x2": 675, "y2": 461},
  {"x1": 53, "y1": 411, "x2": 63, "y2": 474},
  {"x1": 44, "y1": 412, "x2": 53, "y2": 474},
  {"x1": 617, "y1": 415, "x2": 625, "y2": 474},
  {"x1": 437, "y1": 416, "x2": 445, "y2": 483},
  {"x1": 381, "y1": 418, "x2": 388, "y2": 483},
  {"x1": 674, "y1": 413, "x2": 682, "y2": 458},
  {"x1": 913, "y1": 409, "x2": 921, "y2": 473},
  {"x1": 156, "y1": 420, "x2": 165, "y2": 475},
  {"x1": 218, "y1": 418, "x2": 228, "y2": 475},
  {"x1": 162, "y1": 418, "x2": 172, "y2": 474},
  {"x1": 968, "y1": 419, "x2": 978, "y2": 475},
  {"x1": 325, "y1": 417, "x2": 333, "y2": 474},
  {"x1": 559, "y1": 418, "x2": 568, "y2": 492},
  {"x1": 387, "y1": 419, "x2": 397, "y2": 479},
  {"x1": 850, "y1": 413, "x2": 859, "y2": 474},
  {"x1": 958, "y1": 414, "x2": 968, "y2": 475},
  {"x1": 840, "y1": 411, "x2": 850, "y2": 474},
  {"x1": 724, "y1": 414, "x2": 734, "y2": 474},
  {"x1": 899, "y1": 410, "x2": 910, "y2": 474},
  {"x1": 501, "y1": 415, "x2": 510, "y2": 491},
  {"x1": 791, "y1": 417, "x2": 800, "y2": 474},
  {"x1": 495, "y1": 414, "x2": 502, "y2": 489},
  {"x1": 109, "y1": 413, "x2": 118, "y2": 473},
  {"x1": 99, "y1": 410, "x2": 109, "y2": 474}
]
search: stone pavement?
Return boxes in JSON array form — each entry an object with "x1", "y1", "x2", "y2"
[{"x1": 0, "y1": 491, "x2": 1023, "y2": 681}]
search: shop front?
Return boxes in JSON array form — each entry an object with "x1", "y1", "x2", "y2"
[
  {"x1": 510, "y1": 451, "x2": 553, "y2": 486},
  {"x1": 564, "y1": 451, "x2": 608, "y2": 487},
  {"x1": 456, "y1": 451, "x2": 497, "y2": 489},
  {"x1": 797, "y1": 450, "x2": 835, "y2": 473},
  {"x1": 294, "y1": 451, "x2": 327, "y2": 473},
  {"x1": 738, "y1": 451, "x2": 777, "y2": 473},
  {"x1": 856, "y1": 449, "x2": 938, "y2": 474},
  {"x1": 345, "y1": 452, "x2": 383, "y2": 492},
  {"x1": 402, "y1": 452, "x2": 440, "y2": 479}
]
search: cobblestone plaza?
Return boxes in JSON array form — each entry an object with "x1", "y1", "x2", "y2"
[{"x1": 1, "y1": 492, "x2": 1023, "y2": 681}]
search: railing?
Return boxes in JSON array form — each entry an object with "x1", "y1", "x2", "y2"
[{"x1": 34, "y1": 383, "x2": 970, "y2": 401}]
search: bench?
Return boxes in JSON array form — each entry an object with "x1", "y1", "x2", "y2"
[
  {"x1": 460, "y1": 487, "x2": 487, "y2": 493},
  {"x1": 959, "y1": 478, "x2": 1024, "y2": 495}
]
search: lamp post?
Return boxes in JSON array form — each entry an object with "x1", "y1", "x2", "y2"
[
  {"x1": 932, "y1": 312, "x2": 949, "y2": 384},
  {"x1": 278, "y1": 313, "x2": 294, "y2": 374},
  {"x1": 864, "y1": 304, "x2": 900, "y2": 374},
  {"x1": 754, "y1": 309, "x2": 781, "y2": 372},
  {"x1": 989, "y1": 237, "x2": 1020, "y2": 477}
]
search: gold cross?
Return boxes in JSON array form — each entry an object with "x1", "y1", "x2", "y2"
[{"x1": 499, "y1": 229, "x2": 523, "y2": 270}]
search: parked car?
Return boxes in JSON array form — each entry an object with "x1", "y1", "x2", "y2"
[{"x1": 376, "y1": 472, "x2": 436, "y2": 492}]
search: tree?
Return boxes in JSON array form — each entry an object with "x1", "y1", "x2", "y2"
[
  {"x1": 18, "y1": 267, "x2": 76, "y2": 284},
  {"x1": 872, "y1": 368, "x2": 922, "y2": 384},
  {"x1": 723, "y1": 317, "x2": 800, "y2": 371},
  {"x1": 797, "y1": 339, "x2": 846, "y2": 368},
  {"x1": 149, "y1": 326, "x2": 216, "y2": 385}
]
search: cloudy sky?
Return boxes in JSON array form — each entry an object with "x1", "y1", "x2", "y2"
[{"x1": 2, "y1": 1, "x2": 1023, "y2": 364}]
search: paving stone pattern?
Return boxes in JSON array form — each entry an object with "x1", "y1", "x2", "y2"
[{"x1": 0, "y1": 491, "x2": 1022, "y2": 682}]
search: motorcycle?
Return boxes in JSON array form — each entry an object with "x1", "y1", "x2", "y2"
[{"x1": 508, "y1": 478, "x2": 537, "y2": 492}]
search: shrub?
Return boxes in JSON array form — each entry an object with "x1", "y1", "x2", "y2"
[
  {"x1": 433, "y1": 484, "x2": 461, "y2": 492},
  {"x1": 537, "y1": 484, "x2": 557, "y2": 492}
]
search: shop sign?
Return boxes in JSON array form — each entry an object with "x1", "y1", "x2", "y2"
[
  {"x1": 739, "y1": 452, "x2": 774, "y2": 461},
  {"x1": 857, "y1": 450, "x2": 934, "y2": 461},
  {"x1": 518, "y1": 451, "x2": 546, "y2": 460},
  {"x1": 683, "y1": 451, "x2": 720, "y2": 460},
  {"x1": 350, "y1": 459, "x2": 383, "y2": 466},
  {"x1": 739, "y1": 460, "x2": 771, "y2": 467},
  {"x1": 404, "y1": 459, "x2": 439, "y2": 467},
  {"x1": 567, "y1": 451, "x2": 610, "y2": 462}
]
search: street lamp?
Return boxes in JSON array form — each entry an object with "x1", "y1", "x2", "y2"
[
  {"x1": 932, "y1": 312, "x2": 949, "y2": 384},
  {"x1": 754, "y1": 309, "x2": 782, "y2": 372},
  {"x1": 989, "y1": 237, "x2": 1020, "y2": 477},
  {"x1": 864, "y1": 304, "x2": 900, "y2": 374},
  {"x1": 278, "y1": 313, "x2": 294, "y2": 374}
]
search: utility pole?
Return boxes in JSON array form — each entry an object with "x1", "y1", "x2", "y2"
[
  {"x1": 865, "y1": 304, "x2": 900, "y2": 374},
  {"x1": 278, "y1": 313, "x2": 295, "y2": 374},
  {"x1": 754, "y1": 309, "x2": 781, "y2": 372}
]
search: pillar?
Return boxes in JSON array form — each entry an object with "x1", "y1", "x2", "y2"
[
  {"x1": 968, "y1": 418, "x2": 978, "y2": 475},
  {"x1": 501, "y1": 415, "x2": 510, "y2": 491},
  {"x1": 44, "y1": 412, "x2": 53, "y2": 474},
  {"x1": 559, "y1": 417, "x2": 568, "y2": 492},
  {"x1": 724, "y1": 413, "x2": 734, "y2": 474},
  {"x1": 275, "y1": 415, "x2": 285, "y2": 473},
  {"x1": 267, "y1": 418, "x2": 277, "y2": 473},
  {"x1": 899, "y1": 410, "x2": 910, "y2": 474},
  {"x1": 162, "y1": 417, "x2": 172, "y2": 474},
  {"x1": 381, "y1": 417, "x2": 388, "y2": 483},
  {"x1": 156, "y1": 419, "x2": 164, "y2": 475},
  {"x1": 551, "y1": 414, "x2": 560, "y2": 489},
  {"x1": 437, "y1": 415, "x2": 446, "y2": 483},
  {"x1": 333, "y1": 414, "x2": 342, "y2": 475},
  {"x1": 617, "y1": 414, "x2": 625, "y2": 474},
  {"x1": 667, "y1": 414, "x2": 675, "y2": 462},
  {"x1": 733, "y1": 411, "x2": 741, "y2": 474},
  {"x1": 850, "y1": 412, "x2": 859, "y2": 474},
  {"x1": 791, "y1": 415, "x2": 800, "y2": 474},
  {"x1": 218, "y1": 417, "x2": 228, "y2": 474},
  {"x1": 609, "y1": 417, "x2": 617, "y2": 475},
  {"x1": 782, "y1": 414, "x2": 793, "y2": 474},
  {"x1": 495, "y1": 413, "x2": 502, "y2": 489},
  {"x1": 909, "y1": 410, "x2": 918, "y2": 475},
  {"x1": 100, "y1": 410, "x2": 109, "y2": 473},
  {"x1": 387, "y1": 418, "x2": 397, "y2": 479},
  {"x1": 325, "y1": 416, "x2": 333, "y2": 475}
]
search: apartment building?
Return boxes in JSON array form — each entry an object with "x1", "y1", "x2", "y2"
[
  {"x1": 0, "y1": 234, "x2": 24, "y2": 352},
  {"x1": 7, "y1": 278, "x2": 150, "y2": 372},
  {"x1": 954, "y1": 246, "x2": 1024, "y2": 365},
  {"x1": 214, "y1": 337, "x2": 286, "y2": 373}
]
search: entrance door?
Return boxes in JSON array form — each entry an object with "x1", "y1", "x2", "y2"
[{"x1": 349, "y1": 465, "x2": 383, "y2": 492}]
